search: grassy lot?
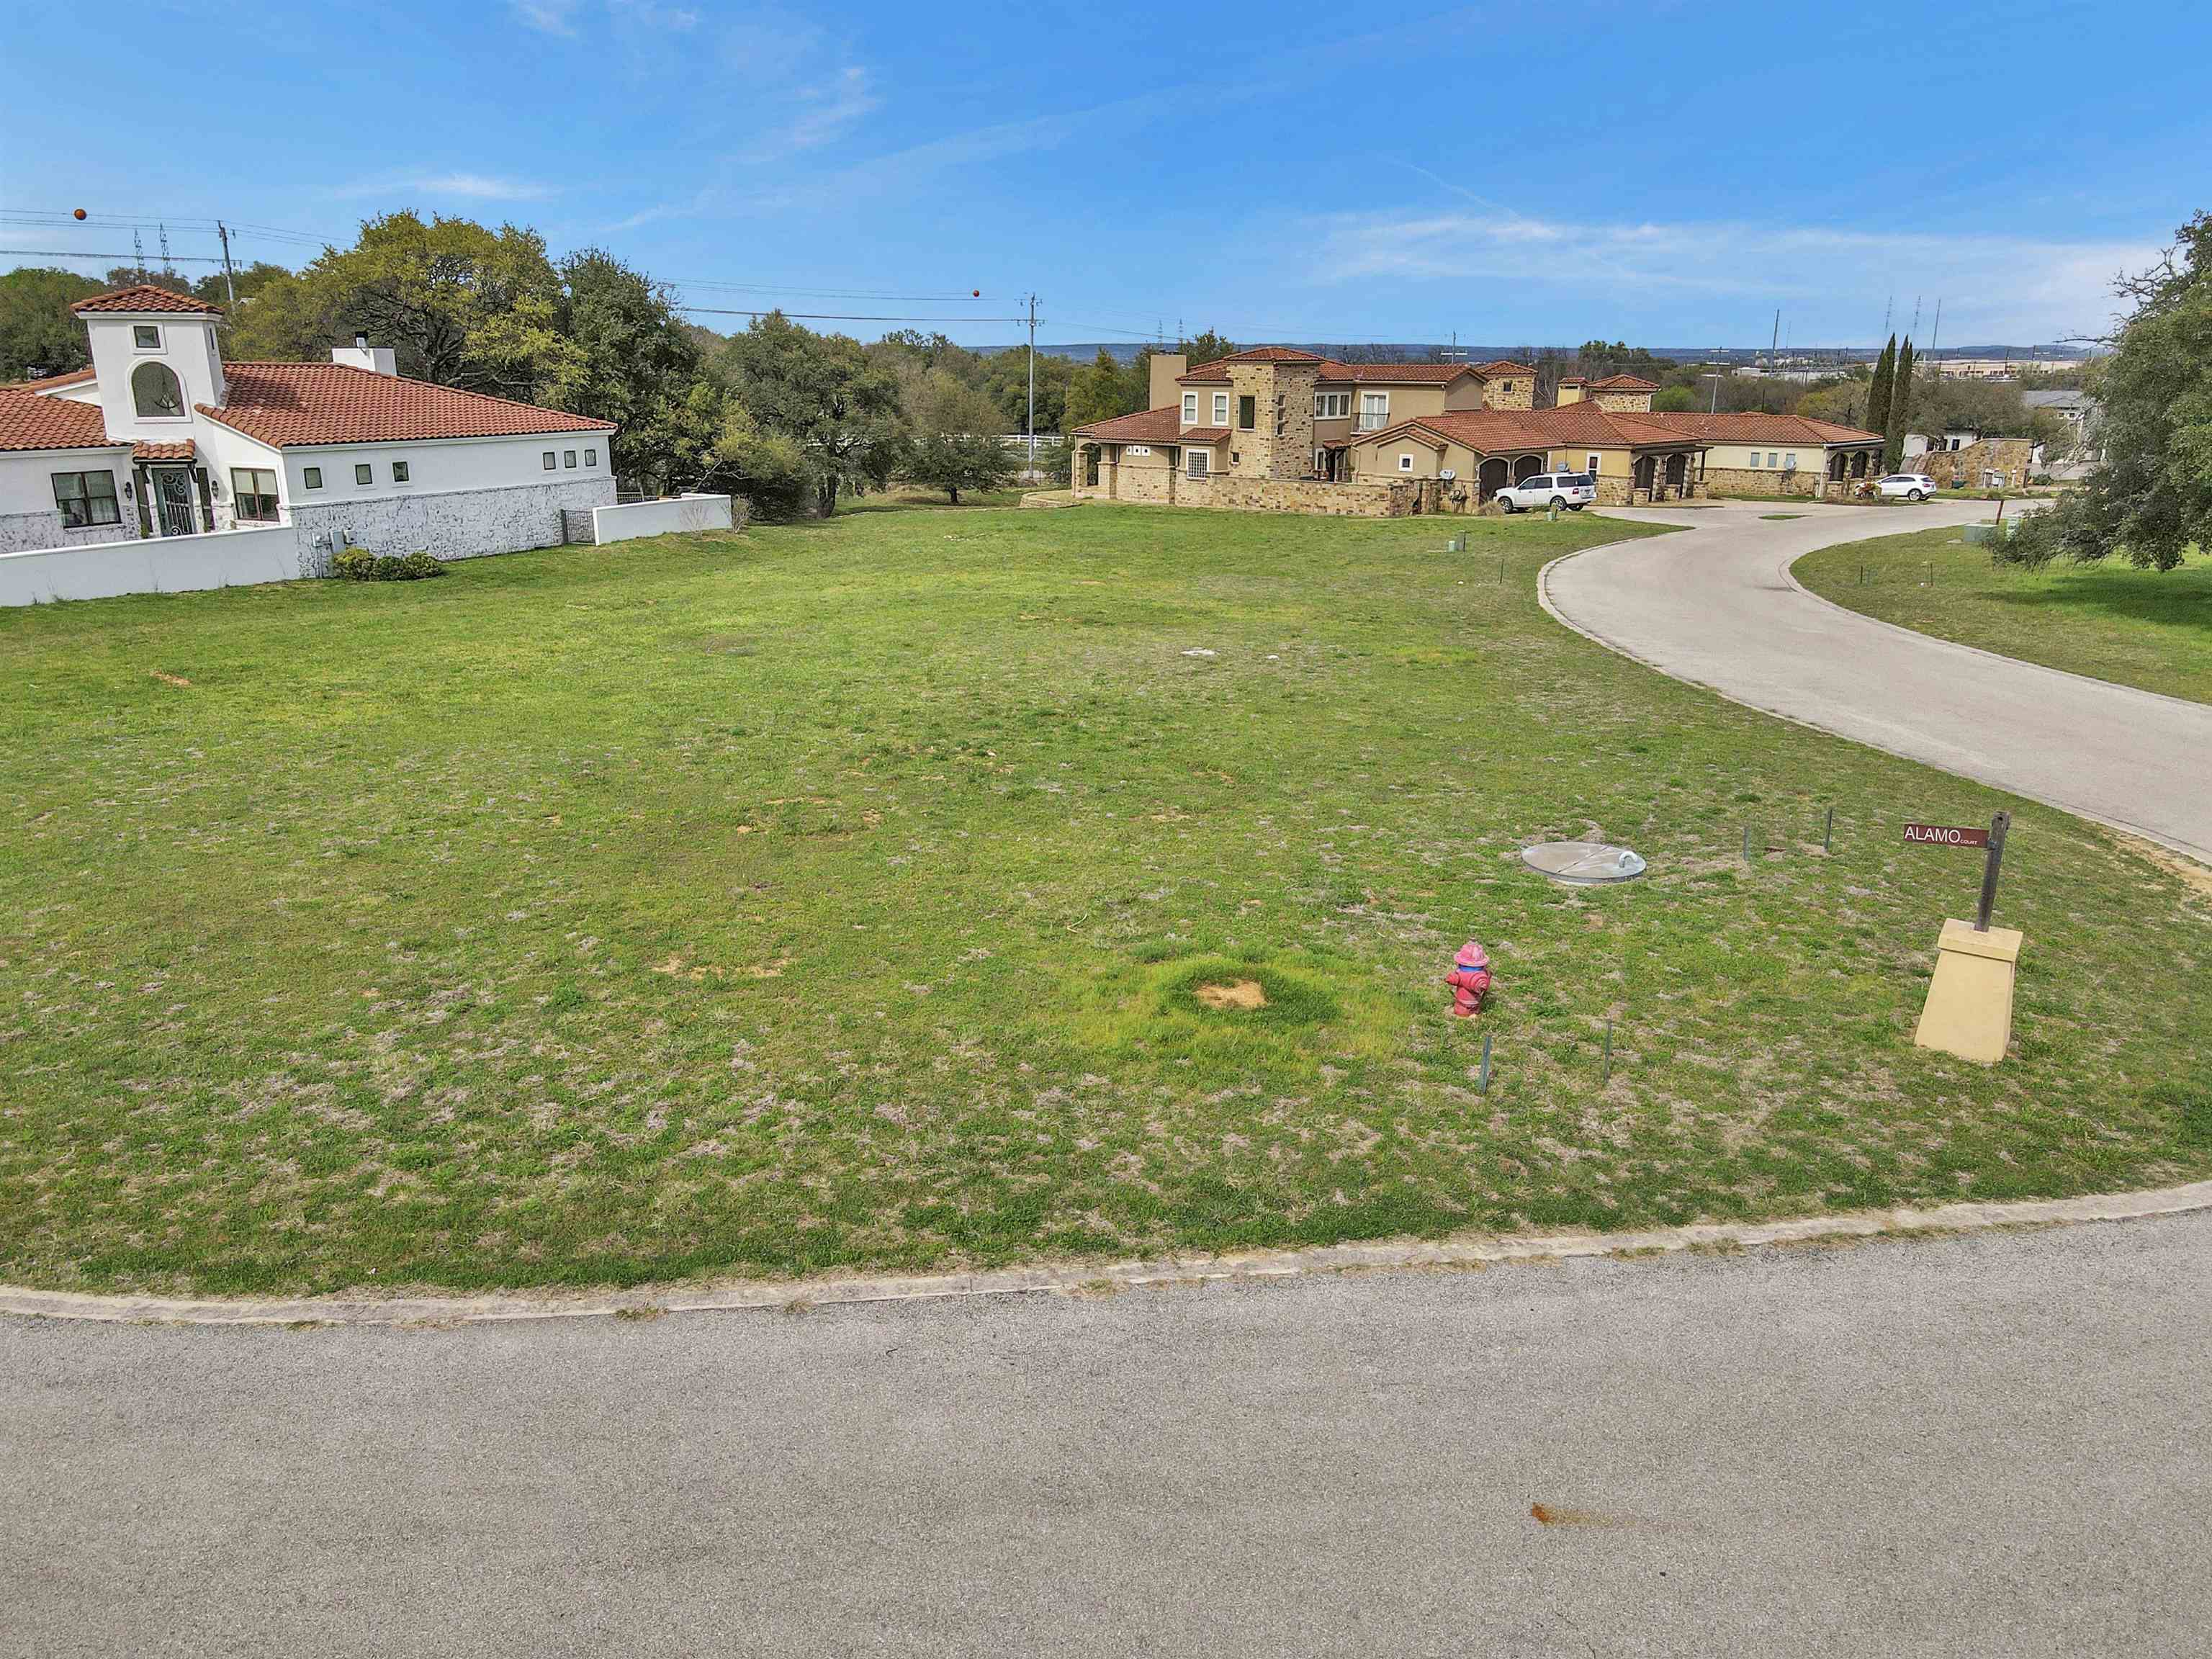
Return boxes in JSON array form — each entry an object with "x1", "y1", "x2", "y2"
[
  {"x1": 3, "y1": 505, "x2": 2208, "y2": 1295},
  {"x1": 1797, "y1": 527, "x2": 2212, "y2": 703}
]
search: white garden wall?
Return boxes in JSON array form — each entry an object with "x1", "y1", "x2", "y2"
[
  {"x1": 0, "y1": 524, "x2": 303, "y2": 606},
  {"x1": 590, "y1": 493, "x2": 737, "y2": 543}
]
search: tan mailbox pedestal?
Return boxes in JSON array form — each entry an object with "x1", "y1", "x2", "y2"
[{"x1": 1913, "y1": 920, "x2": 2024, "y2": 1065}]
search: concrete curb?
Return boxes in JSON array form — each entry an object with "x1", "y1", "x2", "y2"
[{"x1": 6, "y1": 1180, "x2": 2210, "y2": 1328}]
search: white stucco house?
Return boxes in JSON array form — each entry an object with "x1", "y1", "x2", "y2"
[{"x1": 0, "y1": 284, "x2": 617, "y2": 561}]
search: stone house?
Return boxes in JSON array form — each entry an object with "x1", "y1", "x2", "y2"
[
  {"x1": 1069, "y1": 346, "x2": 1681, "y2": 514},
  {"x1": 1555, "y1": 374, "x2": 1663, "y2": 412},
  {"x1": 0, "y1": 284, "x2": 616, "y2": 558},
  {"x1": 1636, "y1": 412, "x2": 1885, "y2": 497},
  {"x1": 1915, "y1": 436, "x2": 2041, "y2": 490}
]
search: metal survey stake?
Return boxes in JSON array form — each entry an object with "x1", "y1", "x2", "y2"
[
  {"x1": 1974, "y1": 811, "x2": 2010, "y2": 932},
  {"x1": 1477, "y1": 1031, "x2": 1492, "y2": 1094}
]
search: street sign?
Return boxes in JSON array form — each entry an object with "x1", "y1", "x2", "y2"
[
  {"x1": 1905, "y1": 813, "x2": 2012, "y2": 930},
  {"x1": 1904, "y1": 822, "x2": 1989, "y2": 848}
]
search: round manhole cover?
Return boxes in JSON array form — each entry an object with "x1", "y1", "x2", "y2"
[{"x1": 1521, "y1": 841, "x2": 1647, "y2": 885}]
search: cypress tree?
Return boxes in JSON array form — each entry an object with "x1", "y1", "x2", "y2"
[
  {"x1": 1864, "y1": 336, "x2": 1896, "y2": 436},
  {"x1": 1884, "y1": 337, "x2": 1916, "y2": 470}
]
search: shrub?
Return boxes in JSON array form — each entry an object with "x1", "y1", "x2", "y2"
[{"x1": 331, "y1": 548, "x2": 446, "y2": 582}]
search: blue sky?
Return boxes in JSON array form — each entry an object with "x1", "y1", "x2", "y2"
[{"x1": 7, "y1": 0, "x2": 2207, "y2": 351}]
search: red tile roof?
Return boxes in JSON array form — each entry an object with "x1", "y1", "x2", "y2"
[
  {"x1": 195, "y1": 363, "x2": 616, "y2": 448},
  {"x1": 132, "y1": 440, "x2": 197, "y2": 462},
  {"x1": 1178, "y1": 426, "x2": 1230, "y2": 443},
  {"x1": 1354, "y1": 405, "x2": 1706, "y2": 454},
  {"x1": 1474, "y1": 360, "x2": 1538, "y2": 379},
  {"x1": 0, "y1": 387, "x2": 125, "y2": 453},
  {"x1": 1586, "y1": 374, "x2": 1660, "y2": 391},
  {"x1": 71, "y1": 284, "x2": 225, "y2": 316},
  {"x1": 1640, "y1": 411, "x2": 1880, "y2": 445},
  {"x1": 1071, "y1": 405, "x2": 1186, "y2": 443},
  {"x1": 1181, "y1": 352, "x2": 1477, "y2": 387},
  {"x1": 4, "y1": 366, "x2": 98, "y2": 393}
]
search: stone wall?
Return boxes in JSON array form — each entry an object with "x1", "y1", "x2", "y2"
[
  {"x1": 288, "y1": 477, "x2": 614, "y2": 565},
  {"x1": 1593, "y1": 391, "x2": 1655, "y2": 413},
  {"x1": 1226, "y1": 361, "x2": 1318, "y2": 481},
  {"x1": 1481, "y1": 376, "x2": 1534, "y2": 411},
  {"x1": 0, "y1": 511, "x2": 139, "y2": 555},
  {"x1": 1066, "y1": 468, "x2": 1419, "y2": 517},
  {"x1": 1703, "y1": 465, "x2": 1822, "y2": 498},
  {"x1": 1920, "y1": 438, "x2": 2036, "y2": 490}
]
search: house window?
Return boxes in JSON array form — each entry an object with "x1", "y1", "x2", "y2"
[
  {"x1": 229, "y1": 468, "x2": 280, "y2": 522},
  {"x1": 132, "y1": 325, "x2": 162, "y2": 350},
  {"x1": 565, "y1": 450, "x2": 577, "y2": 468},
  {"x1": 1783, "y1": 452, "x2": 1797, "y2": 472},
  {"x1": 1398, "y1": 453, "x2": 1414, "y2": 472},
  {"x1": 1182, "y1": 392, "x2": 1198, "y2": 424},
  {"x1": 1586, "y1": 453, "x2": 1601, "y2": 476},
  {"x1": 1748, "y1": 451, "x2": 1761, "y2": 467},
  {"x1": 1359, "y1": 392, "x2": 1388, "y2": 431},
  {"x1": 392, "y1": 461, "x2": 410, "y2": 482},
  {"x1": 1187, "y1": 449, "x2": 1209, "y2": 480},
  {"x1": 543, "y1": 451, "x2": 557, "y2": 470},
  {"x1": 1768, "y1": 452, "x2": 1779, "y2": 468},
  {"x1": 304, "y1": 466, "x2": 323, "y2": 490},
  {"x1": 132, "y1": 361, "x2": 185, "y2": 418},
  {"x1": 585, "y1": 448, "x2": 598, "y2": 467},
  {"x1": 1502, "y1": 382, "x2": 1517, "y2": 395},
  {"x1": 1213, "y1": 392, "x2": 1229, "y2": 426},
  {"x1": 356, "y1": 462, "x2": 373, "y2": 485},
  {"x1": 1315, "y1": 392, "x2": 1350, "y2": 420},
  {"x1": 50, "y1": 469, "x2": 121, "y2": 528},
  {"x1": 1314, "y1": 448, "x2": 1327, "y2": 473},
  {"x1": 1236, "y1": 395, "x2": 1255, "y2": 431}
]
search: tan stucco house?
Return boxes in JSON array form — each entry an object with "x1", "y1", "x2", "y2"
[
  {"x1": 1636, "y1": 412, "x2": 1884, "y2": 496},
  {"x1": 1071, "y1": 346, "x2": 1710, "y2": 512},
  {"x1": 1071, "y1": 346, "x2": 1587, "y2": 514}
]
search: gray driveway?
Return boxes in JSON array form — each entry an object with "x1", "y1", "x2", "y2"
[
  {"x1": 7, "y1": 1213, "x2": 2211, "y2": 1657},
  {"x1": 1547, "y1": 500, "x2": 2212, "y2": 864}
]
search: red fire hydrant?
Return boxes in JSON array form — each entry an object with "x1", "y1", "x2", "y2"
[{"x1": 1444, "y1": 940, "x2": 1491, "y2": 1017}]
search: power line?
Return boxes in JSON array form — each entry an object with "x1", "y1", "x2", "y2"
[
  {"x1": 670, "y1": 279, "x2": 995, "y2": 302},
  {"x1": 0, "y1": 247, "x2": 227, "y2": 264},
  {"x1": 675, "y1": 305, "x2": 1031, "y2": 323}
]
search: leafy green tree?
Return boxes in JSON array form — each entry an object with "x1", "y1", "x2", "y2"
[
  {"x1": 1883, "y1": 338, "x2": 1916, "y2": 469},
  {"x1": 1179, "y1": 328, "x2": 1238, "y2": 369},
  {"x1": 904, "y1": 372, "x2": 1017, "y2": 503},
  {"x1": 1864, "y1": 336, "x2": 1897, "y2": 439},
  {"x1": 553, "y1": 249, "x2": 710, "y2": 493},
  {"x1": 1063, "y1": 348, "x2": 1143, "y2": 431},
  {"x1": 2006, "y1": 210, "x2": 2212, "y2": 570},
  {"x1": 705, "y1": 405, "x2": 817, "y2": 522},
  {"x1": 228, "y1": 213, "x2": 577, "y2": 402},
  {"x1": 1650, "y1": 385, "x2": 1698, "y2": 413},
  {"x1": 982, "y1": 346, "x2": 1070, "y2": 433},
  {"x1": 719, "y1": 311, "x2": 906, "y2": 516},
  {"x1": 0, "y1": 267, "x2": 103, "y2": 379},
  {"x1": 1794, "y1": 378, "x2": 1866, "y2": 428}
]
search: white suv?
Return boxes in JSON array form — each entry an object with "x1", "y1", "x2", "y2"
[
  {"x1": 1496, "y1": 472, "x2": 1596, "y2": 513},
  {"x1": 1875, "y1": 472, "x2": 1938, "y2": 501}
]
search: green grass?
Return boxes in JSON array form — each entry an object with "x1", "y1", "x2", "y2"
[
  {"x1": 3, "y1": 505, "x2": 2208, "y2": 1295},
  {"x1": 1797, "y1": 528, "x2": 2212, "y2": 703}
]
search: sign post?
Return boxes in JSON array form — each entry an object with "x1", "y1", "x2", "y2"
[{"x1": 1905, "y1": 811, "x2": 2024, "y2": 1064}]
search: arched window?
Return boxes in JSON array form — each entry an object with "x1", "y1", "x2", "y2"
[{"x1": 132, "y1": 361, "x2": 185, "y2": 418}]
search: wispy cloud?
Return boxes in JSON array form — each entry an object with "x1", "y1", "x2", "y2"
[
  {"x1": 1306, "y1": 208, "x2": 2157, "y2": 341},
  {"x1": 336, "y1": 172, "x2": 559, "y2": 203},
  {"x1": 508, "y1": 0, "x2": 582, "y2": 34},
  {"x1": 608, "y1": 0, "x2": 698, "y2": 28},
  {"x1": 784, "y1": 66, "x2": 878, "y2": 150}
]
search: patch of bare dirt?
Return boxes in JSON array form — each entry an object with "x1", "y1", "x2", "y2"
[{"x1": 1197, "y1": 980, "x2": 1267, "y2": 1010}]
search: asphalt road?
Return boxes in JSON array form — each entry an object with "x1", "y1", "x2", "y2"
[
  {"x1": 1550, "y1": 500, "x2": 2212, "y2": 865},
  {"x1": 7, "y1": 1213, "x2": 2210, "y2": 1657}
]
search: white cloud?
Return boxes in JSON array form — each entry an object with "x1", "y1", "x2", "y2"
[
  {"x1": 1305, "y1": 208, "x2": 2158, "y2": 341},
  {"x1": 782, "y1": 66, "x2": 880, "y2": 150},
  {"x1": 509, "y1": 0, "x2": 582, "y2": 34},
  {"x1": 608, "y1": 0, "x2": 698, "y2": 28},
  {"x1": 336, "y1": 173, "x2": 559, "y2": 203}
]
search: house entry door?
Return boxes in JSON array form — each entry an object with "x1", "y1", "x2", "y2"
[{"x1": 153, "y1": 467, "x2": 197, "y2": 537}]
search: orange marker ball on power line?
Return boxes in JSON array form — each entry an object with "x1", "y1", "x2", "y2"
[{"x1": 73, "y1": 208, "x2": 88, "y2": 220}]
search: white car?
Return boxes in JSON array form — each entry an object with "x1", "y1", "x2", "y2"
[
  {"x1": 1496, "y1": 472, "x2": 1596, "y2": 513},
  {"x1": 1875, "y1": 472, "x2": 1938, "y2": 501}
]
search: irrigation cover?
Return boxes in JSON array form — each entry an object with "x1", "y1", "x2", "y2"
[{"x1": 1521, "y1": 841, "x2": 1647, "y2": 886}]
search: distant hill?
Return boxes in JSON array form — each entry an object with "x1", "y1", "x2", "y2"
[{"x1": 1040, "y1": 341, "x2": 2096, "y2": 367}]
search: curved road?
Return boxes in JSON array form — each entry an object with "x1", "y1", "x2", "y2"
[
  {"x1": 1547, "y1": 500, "x2": 2212, "y2": 865},
  {"x1": 6, "y1": 1214, "x2": 2211, "y2": 1656}
]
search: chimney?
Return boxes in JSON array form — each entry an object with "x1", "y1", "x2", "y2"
[
  {"x1": 1148, "y1": 352, "x2": 1189, "y2": 413},
  {"x1": 1556, "y1": 377, "x2": 1586, "y2": 407},
  {"x1": 331, "y1": 336, "x2": 397, "y2": 375}
]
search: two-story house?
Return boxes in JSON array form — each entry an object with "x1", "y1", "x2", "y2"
[{"x1": 1, "y1": 284, "x2": 616, "y2": 559}]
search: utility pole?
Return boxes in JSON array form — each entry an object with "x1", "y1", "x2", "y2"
[
  {"x1": 216, "y1": 221, "x2": 238, "y2": 310},
  {"x1": 1767, "y1": 308, "x2": 1780, "y2": 413},
  {"x1": 1928, "y1": 297, "x2": 1942, "y2": 368},
  {"x1": 1025, "y1": 292, "x2": 1038, "y2": 480}
]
